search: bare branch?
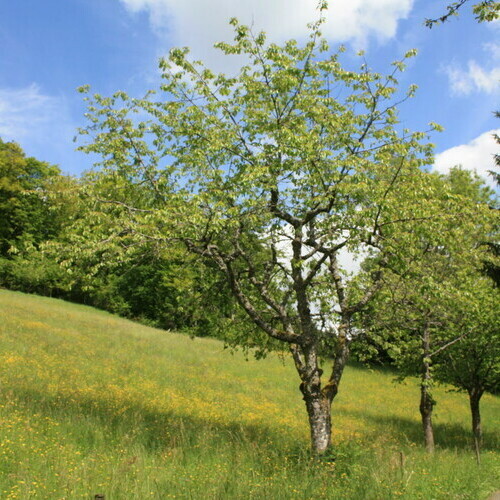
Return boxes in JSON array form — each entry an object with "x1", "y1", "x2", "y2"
[
  {"x1": 430, "y1": 330, "x2": 471, "y2": 358},
  {"x1": 96, "y1": 199, "x2": 154, "y2": 213}
]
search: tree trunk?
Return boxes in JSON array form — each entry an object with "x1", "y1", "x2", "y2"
[
  {"x1": 323, "y1": 321, "x2": 350, "y2": 403},
  {"x1": 296, "y1": 322, "x2": 351, "y2": 455},
  {"x1": 292, "y1": 343, "x2": 332, "y2": 455},
  {"x1": 420, "y1": 380, "x2": 435, "y2": 453},
  {"x1": 325, "y1": 257, "x2": 352, "y2": 405},
  {"x1": 468, "y1": 387, "x2": 484, "y2": 463},
  {"x1": 420, "y1": 327, "x2": 435, "y2": 453},
  {"x1": 303, "y1": 389, "x2": 332, "y2": 454}
]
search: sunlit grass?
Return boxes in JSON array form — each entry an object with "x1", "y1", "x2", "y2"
[{"x1": 0, "y1": 289, "x2": 498, "y2": 499}]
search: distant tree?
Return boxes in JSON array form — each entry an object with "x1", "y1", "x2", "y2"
[
  {"x1": 425, "y1": 0, "x2": 500, "y2": 27},
  {"x1": 444, "y1": 166, "x2": 495, "y2": 204},
  {"x1": 0, "y1": 140, "x2": 246, "y2": 335},
  {"x1": 444, "y1": 165, "x2": 499, "y2": 286},
  {"x1": 76, "y1": 11, "x2": 467, "y2": 455},
  {"x1": 0, "y1": 141, "x2": 83, "y2": 297},
  {"x1": 357, "y1": 235, "x2": 481, "y2": 451},
  {"x1": 0, "y1": 138, "x2": 63, "y2": 257},
  {"x1": 356, "y1": 168, "x2": 496, "y2": 453},
  {"x1": 434, "y1": 275, "x2": 499, "y2": 462},
  {"x1": 37, "y1": 170, "x2": 240, "y2": 337},
  {"x1": 484, "y1": 113, "x2": 500, "y2": 285},
  {"x1": 432, "y1": 168, "x2": 499, "y2": 461}
]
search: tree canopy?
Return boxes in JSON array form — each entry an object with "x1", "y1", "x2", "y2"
[
  {"x1": 0, "y1": 138, "x2": 63, "y2": 257},
  {"x1": 355, "y1": 167, "x2": 498, "y2": 453},
  {"x1": 72, "y1": 12, "x2": 482, "y2": 454}
]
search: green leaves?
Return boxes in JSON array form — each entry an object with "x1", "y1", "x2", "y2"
[
  {"x1": 0, "y1": 139, "x2": 64, "y2": 257},
  {"x1": 75, "y1": 16, "x2": 456, "y2": 358},
  {"x1": 355, "y1": 165, "x2": 498, "y2": 389}
]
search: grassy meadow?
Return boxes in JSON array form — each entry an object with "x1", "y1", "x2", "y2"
[{"x1": 0, "y1": 289, "x2": 498, "y2": 499}]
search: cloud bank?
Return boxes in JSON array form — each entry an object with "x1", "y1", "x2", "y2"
[
  {"x1": 433, "y1": 130, "x2": 499, "y2": 188},
  {"x1": 119, "y1": 0, "x2": 414, "y2": 66},
  {"x1": 443, "y1": 43, "x2": 500, "y2": 96},
  {"x1": 0, "y1": 84, "x2": 79, "y2": 171},
  {"x1": 0, "y1": 84, "x2": 64, "y2": 141},
  {"x1": 445, "y1": 62, "x2": 500, "y2": 95}
]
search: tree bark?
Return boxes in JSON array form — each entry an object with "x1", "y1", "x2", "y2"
[
  {"x1": 323, "y1": 321, "x2": 351, "y2": 403},
  {"x1": 293, "y1": 344, "x2": 332, "y2": 455},
  {"x1": 420, "y1": 327, "x2": 435, "y2": 453},
  {"x1": 296, "y1": 320, "x2": 351, "y2": 455},
  {"x1": 420, "y1": 380, "x2": 435, "y2": 453},
  {"x1": 468, "y1": 386, "x2": 484, "y2": 464},
  {"x1": 303, "y1": 389, "x2": 332, "y2": 455}
]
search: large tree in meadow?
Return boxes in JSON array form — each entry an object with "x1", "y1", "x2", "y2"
[{"x1": 76, "y1": 11, "x2": 458, "y2": 454}]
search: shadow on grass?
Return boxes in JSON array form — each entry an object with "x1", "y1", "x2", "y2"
[
  {"x1": 339, "y1": 407, "x2": 500, "y2": 452},
  {"x1": 3, "y1": 384, "x2": 497, "y2": 460},
  {"x1": 1, "y1": 386, "x2": 310, "y2": 461}
]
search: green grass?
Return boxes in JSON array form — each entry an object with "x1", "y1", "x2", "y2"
[{"x1": 0, "y1": 289, "x2": 498, "y2": 499}]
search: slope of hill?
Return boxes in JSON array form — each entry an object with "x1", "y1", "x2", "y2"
[{"x1": 0, "y1": 289, "x2": 498, "y2": 499}]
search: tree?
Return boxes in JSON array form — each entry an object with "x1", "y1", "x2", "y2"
[
  {"x1": 76, "y1": 12, "x2": 451, "y2": 454},
  {"x1": 356, "y1": 249, "x2": 492, "y2": 454},
  {"x1": 425, "y1": 0, "x2": 500, "y2": 27},
  {"x1": 0, "y1": 138, "x2": 75, "y2": 295},
  {"x1": 356, "y1": 230, "x2": 480, "y2": 452},
  {"x1": 0, "y1": 138, "x2": 63, "y2": 257},
  {"x1": 356, "y1": 168, "x2": 496, "y2": 453},
  {"x1": 435, "y1": 275, "x2": 499, "y2": 462},
  {"x1": 484, "y1": 114, "x2": 500, "y2": 285},
  {"x1": 18, "y1": 169, "x2": 238, "y2": 337},
  {"x1": 431, "y1": 168, "x2": 499, "y2": 461}
]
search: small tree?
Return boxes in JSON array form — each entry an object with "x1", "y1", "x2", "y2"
[
  {"x1": 77, "y1": 12, "x2": 450, "y2": 454},
  {"x1": 356, "y1": 244, "x2": 476, "y2": 451},
  {"x1": 435, "y1": 275, "x2": 499, "y2": 462},
  {"x1": 356, "y1": 169, "x2": 495, "y2": 453},
  {"x1": 431, "y1": 168, "x2": 499, "y2": 460}
]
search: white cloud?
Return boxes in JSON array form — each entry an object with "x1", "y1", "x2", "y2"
[
  {"x1": 0, "y1": 84, "x2": 80, "y2": 172},
  {"x1": 483, "y1": 42, "x2": 500, "y2": 61},
  {"x1": 433, "y1": 130, "x2": 499, "y2": 188},
  {"x1": 119, "y1": 0, "x2": 414, "y2": 69},
  {"x1": 444, "y1": 61, "x2": 500, "y2": 95},
  {"x1": 0, "y1": 84, "x2": 64, "y2": 140},
  {"x1": 443, "y1": 43, "x2": 500, "y2": 96}
]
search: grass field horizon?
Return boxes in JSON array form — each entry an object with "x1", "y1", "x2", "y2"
[{"x1": 0, "y1": 289, "x2": 498, "y2": 499}]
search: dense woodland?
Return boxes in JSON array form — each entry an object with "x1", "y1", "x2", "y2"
[{"x1": 0, "y1": 7, "x2": 499, "y2": 459}]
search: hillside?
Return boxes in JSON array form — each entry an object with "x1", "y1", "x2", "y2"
[{"x1": 0, "y1": 289, "x2": 498, "y2": 499}]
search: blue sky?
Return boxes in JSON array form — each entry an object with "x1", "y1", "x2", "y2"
[{"x1": 0, "y1": 0, "x2": 498, "y2": 184}]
